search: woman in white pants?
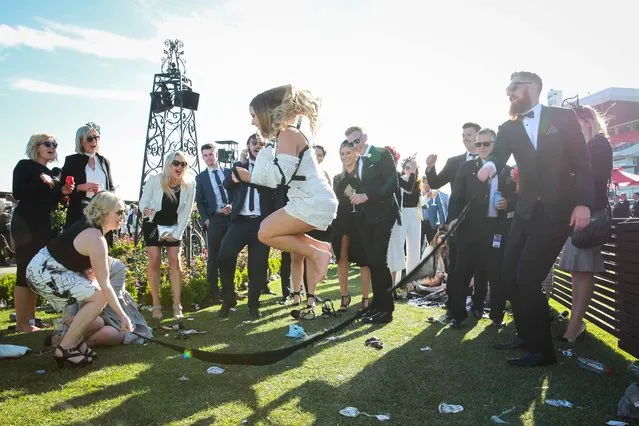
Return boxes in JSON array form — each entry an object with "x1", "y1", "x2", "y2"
[{"x1": 397, "y1": 157, "x2": 422, "y2": 277}]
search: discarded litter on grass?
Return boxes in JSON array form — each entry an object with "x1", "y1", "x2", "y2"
[
  {"x1": 177, "y1": 375, "x2": 189, "y2": 381},
  {"x1": 338, "y1": 406, "x2": 390, "y2": 421},
  {"x1": 439, "y1": 403, "x2": 464, "y2": 414},
  {"x1": 35, "y1": 370, "x2": 46, "y2": 375},
  {"x1": 544, "y1": 399, "x2": 574, "y2": 408},
  {"x1": 606, "y1": 421, "x2": 629, "y2": 426},
  {"x1": 420, "y1": 347, "x2": 432, "y2": 352},
  {"x1": 490, "y1": 407, "x2": 516, "y2": 423},
  {"x1": 285, "y1": 324, "x2": 307, "y2": 339},
  {"x1": 206, "y1": 366, "x2": 225, "y2": 375}
]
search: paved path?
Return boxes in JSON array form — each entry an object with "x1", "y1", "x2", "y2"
[{"x1": 0, "y1": 266, "x2": 16, "y2": 276}]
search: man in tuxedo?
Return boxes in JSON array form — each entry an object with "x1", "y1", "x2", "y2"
[
  {"x1": 217, "y1": 134, "x2": 274, "y2": 319},
  {"x1": 617, "y1": 193, "x2": 631, "y2": 217},
  {"x1": 195, "y1": 143, "x2": 233, "y2": 306},
  {"x1": 425, "y1": 122, "x2": 481, "y2": 192},
  {"x1": 345, "y1": 126, "x2": 400, "y2": 324},
  {"x1": 632, "y1": 193, "x2": 639, "y2": 217},
  {"x1": 447, "y1": 128, "x2": 517, "y2": 329},
  {"x1": 478, "y1": 71, "x2": 592, "y2": 367}
]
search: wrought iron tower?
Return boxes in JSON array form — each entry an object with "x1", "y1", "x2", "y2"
[{"x1": 135, "y1": 39, "x2": 205, "y2": 264}]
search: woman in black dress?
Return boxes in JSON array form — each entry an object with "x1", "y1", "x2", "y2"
[
  {"x1": 12, "y1": 133, "x2": 73, "y2": 332},
  {"x1": 139, "y1": 151, "x2": 196, "y2": 320},
  {"x1": 558, "y1": 105, "x2": 613, "y2": 342},
  {"x1": 61, "y1": 122, "x2": 115, "y2": 244},
  {"x1": 331, "y1": 140, "x2": 371, "y2": 312}
]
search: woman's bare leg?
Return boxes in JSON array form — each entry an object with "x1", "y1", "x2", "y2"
[
  {"x1": 147, "y1": 247, "x2": 162, "y2": 310},
  {"x1": 290, "y1": 252, "x2": 304, "y2": 304},
  {"x1": 258, "y1": 209, "x2": 331, "y2": 289},
  {"x1": 14, "y1": 286, "x2": 39, "y2": 333},
  {"x1": 338, "y1": 235, "x2": 350, "y2": 297},
  {"x1": 60, "y1": 289, "x2": 106, "y2": 349},
  {"x1": 360, "y1": 266, "x2": 371, "y2": 304},
  {"x1": 564, "y1": 271, "x2": 594, "y2": 340},
  {"x1": 166, "y1": 246, "x2": 182, "y2": 310}
]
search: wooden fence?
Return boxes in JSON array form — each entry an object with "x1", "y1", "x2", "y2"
[{"x1": 550, "y1": 218, "x2": 639, "y2": 357}]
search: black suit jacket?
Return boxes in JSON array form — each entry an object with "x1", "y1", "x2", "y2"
[
  {"x1": 195, "y1": 168, "x2": 233, "y2": 223},
  {"x1": 488, "y1": 106, "x2": 593, "y2": 221},
  {"x1": 61, "y1": 153, "x2": 114, "y2": 228},
  {"x1": 224, "y1": 161, "x2": 275, "y2": 222},
  {"x1": 426, "y1": 152, "x2": 468, "y2": 192},
  {"x1": 448, "y1": 159, "x2": 517, "y2": 244},
  {"x1": 356, "y1": 146, "x2": 400, "y2": 224}
]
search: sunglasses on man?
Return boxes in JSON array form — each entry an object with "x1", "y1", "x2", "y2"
[
  {"x1": 38, "y1": 140, "x2": 58, "y2": 149},
  {"x1": 172, "y1": 160, "x2": 188, "y2": 168},
  {"x1": 506, "y1": 81, "x2": 533, "y2": 92},
  {"x1": 474, "y1": 141, "x2": 493, "y2": 148}
]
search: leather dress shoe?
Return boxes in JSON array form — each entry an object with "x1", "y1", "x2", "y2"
[
  {"x1": 449, "y1": 318, "x2": 463, "y2": 329},
  {"x1": 262, "y1": 288, "x2": 277, "y2": 296},
  {"x1": 249, "y1": 308, "x2": 262, "y2": 319},
  {"x1": 494, "y1": 335, "x2": 526, "y2": 350},
  {"x1": 363, "y1": 311, "x2": 393, "y2": 324},
  {"x1": 507, "y1": 351, "x2": 557, "y2": 367},
  {"x1": 471, "y1": 308, "x2": 484, "y2": 319},
  {"x1": 218, "y1": 301, "x2": 237, "y2": 319},
  {"x1": 210, "y1": 294, "x2": 223, "y2": 306}
]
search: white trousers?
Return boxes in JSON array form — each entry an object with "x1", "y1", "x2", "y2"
[{"x1": 388, "y1": 207, "x2": 422, "y2": 280}]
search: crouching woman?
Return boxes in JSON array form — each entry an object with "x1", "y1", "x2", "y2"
[{"x1": 26, "y1": 192, "x2": 133, "y2": 368}]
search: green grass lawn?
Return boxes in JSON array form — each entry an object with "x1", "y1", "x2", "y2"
[{"x1": 0, "y1": 266, "x2": 636, "y2": 425}]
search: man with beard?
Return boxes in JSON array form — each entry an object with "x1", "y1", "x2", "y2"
[
  {"x1": 478, "y1": 71, "x2": 592, "y2": 367},
  {"x1": 217, "y1": 133, "x2": 275, "y2": 319},
  {"x1": 345, "y1": 126, "x2": 400, "y2": 323}
]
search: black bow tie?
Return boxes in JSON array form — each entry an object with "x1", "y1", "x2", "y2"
[
  {"x1": 518, "y1": 110, "x2": 534, "y2": 120},
  {"x1": 469, "y1": 153, "x2": 478, "y2": 159}
]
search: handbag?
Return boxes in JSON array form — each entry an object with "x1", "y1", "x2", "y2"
[{"x1": 571, "y1": 203, "x2": 611, "y2": 249}]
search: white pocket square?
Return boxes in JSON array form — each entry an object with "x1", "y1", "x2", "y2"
[
  {"x1": 545, "y1": 125, "x2": 559, "y2": 136},
  {"x1": 368, "y1": 164, "x2": 375, "y2": 168}
]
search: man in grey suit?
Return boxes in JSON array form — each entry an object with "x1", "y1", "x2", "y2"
[{"x1": 195, "y1": 143, "x2": 232, "y2": 305}]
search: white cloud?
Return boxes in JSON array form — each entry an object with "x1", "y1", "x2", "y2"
[
  {"x1": 0, "y1": 21, "x2": 158, "y2": 62},
  {"x1": 11, "y1": 78, "x2": 147, "y2": 101}
]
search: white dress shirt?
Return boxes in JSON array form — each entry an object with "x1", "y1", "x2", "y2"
[
  {"x1": 240, "y1": 161, "x2": 261, "y2": 216},
  {"x1": 357, "y1": 144, "x2": 372, "y2": 179},
  {"x1": 207, "y1": 166, "x2": 229, "y2": 212},
  {"x1": 466, "y1": 152, "x2": 478, "y2": 161},
  {"x1": 84, "y1": 156, "x2": 107, "y2": 199},
  {"x1": 522, "y1": 103, "x2": 543, "y2": 150}
]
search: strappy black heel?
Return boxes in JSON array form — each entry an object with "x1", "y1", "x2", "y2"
[
  {"x1": 359, "y1": 297, "x2": 370, "y2": 311},
  {"x1": 77, "y1": 340, "x2": 98, "y2": 359},
  {"x1": 338, "y1": 295, "x2": 351, "y2": 313},
  {"x1": 54, "y1": 345, "x2": 93, "y2": 369},
  {"x1": 290, "y1": 293, "x2": 316, "y2": 320},
  {"x1": 292, "y1": 291, "x2": 302, "y2": 306}
]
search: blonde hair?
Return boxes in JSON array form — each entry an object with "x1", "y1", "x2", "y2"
[
  {"x1": 75, "y1": 122, "x2": 101, "y2": 154},
  {"x1": 344, "y1": 126, "x2": 364, "y2": 137},
  {"x1": 250, "y1": 85, "x2": 321, "y2": 138},
  {"x1": 25, "y1": 133, "x2": 57, "y2": 162},
  {"x1": 83, "y1": 191, "x2": 124, "y2": 227},
  {"x1": 161, "y1": 151, "x2": 191, "y2": 202},
  {"x1": 578, "y1": 105, "x2": 609, "y2": 140}
]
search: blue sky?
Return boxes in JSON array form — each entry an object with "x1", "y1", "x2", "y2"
[{"x1": 1, "y1": 0, "x2": 638, "y2": 200}]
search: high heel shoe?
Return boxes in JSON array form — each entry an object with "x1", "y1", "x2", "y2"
[
  {"x1": 77, "y1": 340, "x2": 98, "y2": 359},
  {"x1": 291, "y1": 291, "x2": 302, "y2": 306},
  {"x1": 338, "y1": 295, "x2": 351, "y2": 313},
  {"x1": 54, "y1": 345, "x2": 92, "y2": 369},
  {"x1": 152, "y1": 305, "x2": 163, "y2": 320},
  {"x1": 558, "y1": 322, "x2": 587, "y2": 343},
  {"x1": 359, "y1": 297, "x2": 370, "y2": 311},
  {"x1": 173, "y1": 305, "x2": 184, "y2": 319}
]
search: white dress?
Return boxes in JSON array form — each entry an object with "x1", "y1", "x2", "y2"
[{"x1": 251, "y1": 132, "x2": 338, "y2": 231}]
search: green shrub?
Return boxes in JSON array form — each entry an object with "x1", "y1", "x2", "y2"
[{"x1": 0, "y1": 273, "x2": 16, "y2": 306}]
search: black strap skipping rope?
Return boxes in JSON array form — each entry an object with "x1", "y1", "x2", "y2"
[{"x1": 131, "y1": 202, "x2": 471, "y2": 366}]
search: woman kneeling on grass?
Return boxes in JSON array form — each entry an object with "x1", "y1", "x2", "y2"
[
  {"x1": 45, "y1": 258, "x2": 153, "y2": 348},
  {"x1": 26, "y1": 192, "x2": 133, "y2": 368}
]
